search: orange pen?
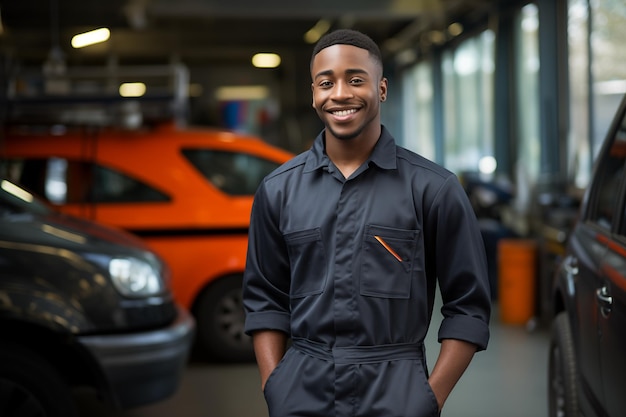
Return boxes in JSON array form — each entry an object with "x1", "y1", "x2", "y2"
[{"x1": 374, "y1": 235, "x2": 403, "y2": 262}]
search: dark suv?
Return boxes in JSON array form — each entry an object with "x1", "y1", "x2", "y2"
[
  {"x1": 0, "y1": 179, "x2": 195, "y2": 417},
  {"x1": 549, "y1": 93, "x2": 626, "y2": 417}
]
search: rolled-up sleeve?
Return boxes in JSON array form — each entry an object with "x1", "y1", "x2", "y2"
[
  {"x1": 428, "y1": 176, "x2": 491, "y2": 351},
  {"x1": 242, "y1": 180, "x2": 291, "y2": 336}
]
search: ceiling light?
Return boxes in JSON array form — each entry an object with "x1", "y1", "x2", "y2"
[
  {"x1": 304, "y1": 19, "x2": 331, "y2": 44},
  {"x1": 71, "y1": 28, "x2": 111, "y2": 48},
  {"x1": 395, "y1": 49, "x2": 417, "y2": 66},
  {"x1": 119, "y1": 82, "x2": 146, "y2": 97},
  {"x1": 448, "y1": 23, "x2": 464, "y2": 37},
  {"x1": 428, "y1": 30, "x2": 446, "y2": 45},
  {"x1": 252, "y1": 53, "x2": 281, "y2": 69},
  {"x1": 215, "y1": 86, "x2": 269, "y2": 101}
]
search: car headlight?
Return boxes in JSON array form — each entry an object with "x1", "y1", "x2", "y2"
[{"x1": 109, "y1": 257, "x2": 164, "y2": 297}]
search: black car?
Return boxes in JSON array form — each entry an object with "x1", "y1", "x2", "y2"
[
  {"x1": 549, "y1": 93, "x2": 626, "y2": 417},
  {"x1": 0, "y1": 179, "x2": 195, "y2": 417}
]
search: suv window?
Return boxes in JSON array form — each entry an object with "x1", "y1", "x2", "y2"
[
  {"x1": 589, "y1": 114, "x2": 626, "y2": 232},
  {"x1": 182, "y1": 149, "x2": 280, "y2": 195},
  {"x1": 1, "y1": 158, "x2": 169, "y2": 204}
]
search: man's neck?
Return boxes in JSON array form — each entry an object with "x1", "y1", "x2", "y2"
[{"x1": 325, "y1": 126, "x2": 381, "y2": 179}]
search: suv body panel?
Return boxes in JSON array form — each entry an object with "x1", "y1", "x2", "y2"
[
  {"x1": 551, "y1": 93, "x2": 626, "y2": 417},
  {"x1": 596, "y1": 236, "x2": 626, "y2": 415},
  {"x1": 0, "y1": 180, "x2": 195, "y2": 411},
  {"x1": 77, "y1": 305, "x2": 194, "y2": 408}
]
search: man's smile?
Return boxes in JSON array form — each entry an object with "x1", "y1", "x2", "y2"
[{"x1": 331, "y1": 108, "x2": 359, "y2": 116}]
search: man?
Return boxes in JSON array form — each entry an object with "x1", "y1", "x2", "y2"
[{"x1": 243, "y1": 29, "x2": 491, "y2": 417}]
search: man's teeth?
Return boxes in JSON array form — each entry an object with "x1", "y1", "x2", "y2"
[{"x1": 333, "y1": 109, "x2": 357, "y2": 116}]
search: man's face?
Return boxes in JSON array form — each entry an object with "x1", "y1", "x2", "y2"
[{"x1": 311, "y1": 44, "x2": 387, "y2": 141}]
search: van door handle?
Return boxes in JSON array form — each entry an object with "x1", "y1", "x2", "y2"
[{"x1": 596, "y1": 286, "x2": 613, "y2": 318}]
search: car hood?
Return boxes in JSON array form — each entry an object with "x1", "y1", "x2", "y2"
[{"x1": 0, "y1": 210, "x2": 152, "y2": 255}]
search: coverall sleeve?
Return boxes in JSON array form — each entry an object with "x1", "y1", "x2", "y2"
[
  {"x1": 428, "y1": 175, "x2": 491, "y2": 351},
  {"x1": 242, "y1": 180, "x2": 291, "y2": 336}
]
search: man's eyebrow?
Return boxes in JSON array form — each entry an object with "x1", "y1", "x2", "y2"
[
  {"x1": 314, "y1": 69, "x2": 333, "y2": 79},
  {"x1": 314, "y1": 68, "x2": 369, "y2": 80},
  {"x1": 345, "y1": 68, "x2": 368, "y2": 76}
]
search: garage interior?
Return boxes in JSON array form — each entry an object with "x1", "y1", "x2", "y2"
[{"x1": 1, "y1": 1, "x2": 551, "y2": 417}]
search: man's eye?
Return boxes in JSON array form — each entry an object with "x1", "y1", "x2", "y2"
[
  {"x1": 320, "y1": 81, "x2": 333, "y2": 87},
  {"x1": 350, "y1": 78, "x2": 364, "y2": 84}
]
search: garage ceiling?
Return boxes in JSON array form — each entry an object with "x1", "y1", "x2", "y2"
[{"x1": 1, "y1": 0, "x2": 498, "y2": 68}]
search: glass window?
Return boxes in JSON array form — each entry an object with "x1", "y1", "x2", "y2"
[
  {"x1": 0, "y1": 158, "x2": 84, "y2": 203},
  {"x1": 567, "y1": 0, "x2": 626, "y2": 190},
  {"x1": 92, "y1": 165, "x2": 169, "y2": 203},
  {"x1": 442, "y1": 30, "x2": 495, "y2": 174},
  {"x1": 182, "y1": 149, "x2": 281, "y2": 195},
  {"x1": 591, "y1": 0, "x2": 626, "y2": 154},
  {"x1": 589, "y1": 112, "x2": 626, "y2": 232},
  {"x1": 515, "y1": 4, "x2": 541, "y2": 185},
  {"x1": 568, "y1": 0, "x2": 591, "y2": 189},
  {"x1": 402, "y1": 62, "x2": 435, "y2": 161},
  {"x1": 1, "y1": 159, "x2": 49, "y2": 199},
  {"x1": 1, "y1": 157, "x2": 169, "y2": 204}
]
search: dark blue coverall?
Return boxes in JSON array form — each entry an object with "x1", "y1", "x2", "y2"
[{"x1": 243, "y1": 126, "x2": 491, "y2": 417}]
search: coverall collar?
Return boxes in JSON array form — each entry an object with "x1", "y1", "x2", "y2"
[{"x1": 303, "y1": 125, "x2": 397, "y2": 174}]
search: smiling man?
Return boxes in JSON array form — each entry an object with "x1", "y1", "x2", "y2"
[{"x1": 243, "y1": 29, "x2": 491, "y2": 417}]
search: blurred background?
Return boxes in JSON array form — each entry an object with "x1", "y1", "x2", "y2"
[{"x1": 1, "y1": 0, "x2": 626, "y2": 416}]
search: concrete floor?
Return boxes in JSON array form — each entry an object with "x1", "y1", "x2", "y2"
[{"x1": 77, "y1": 298, "x2": 550, "y2": 417}]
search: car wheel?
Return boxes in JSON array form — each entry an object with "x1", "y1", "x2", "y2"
[
  {"x1": 195, "y1": 275, "x2": 255, "y2": 362},
  {"x1": 548, "y1": 312, "x2": 578, "y2": 417},
  {"x1": 0, "y1": 342, "x2": 79, "y2": 417}
]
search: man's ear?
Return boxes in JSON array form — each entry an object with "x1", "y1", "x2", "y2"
[
  {"x1": 379, "y1": 77, "x2": 388, "y2": 102},
  {"x1": 311, "y1": 83, "x2": 316, "y2": 108}
]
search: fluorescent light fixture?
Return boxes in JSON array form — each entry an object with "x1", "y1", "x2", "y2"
[
  {"x1": 71, "y1": 28, "x2": 111, "y2": 48},
  {"x1": 304, "y1": 19, "x2": 331, "y2": 44},
  {"x1": 252, "y1": 53, "x2": 281, "y2": 69},
  {"x1": 119, "y1": 82, "x2": 146, "y2": 97},
  {"x1": 215, "y1": 85, "x2": 269, "y2": 101}
]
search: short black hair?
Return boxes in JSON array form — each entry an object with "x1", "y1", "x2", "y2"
[{"x1": 311, "y1": 29, "x2": 383, "y2": 70}]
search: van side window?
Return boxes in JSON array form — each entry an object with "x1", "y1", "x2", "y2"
[
  {"x1": 1, "y1": 157, "x2": 169, "y2": 204},
  {"x1": 590, "y1": 116, "x2": 626, "y2": 232},
  {"x1": 182, "y1": 149, "x2": 281, "y2": 196},
  {"x1": 1, "y1": 159, "x2": 48, "y2": 198},
  {"x1": 92, "y1": 165, "x2": 170, "y2": 203},
  {"x1": 1, "y1": 158, "x2": 83, "y2": 204}
]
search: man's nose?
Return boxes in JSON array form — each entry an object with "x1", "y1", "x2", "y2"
[{"x1": 331, "y1": 81, "x2": 353, "y2": 100}]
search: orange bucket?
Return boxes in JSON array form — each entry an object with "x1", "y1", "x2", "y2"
[{"x1": 497, "y1": 239, "x2": 537, "y2": 325}]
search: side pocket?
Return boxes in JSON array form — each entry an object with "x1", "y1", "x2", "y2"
[
  {"x1": 360, "y1": 225, "x2": 419, "y2": 298},
  {"x1": 284, "y1": 228, "x2": 327, "y2": 298},
  {"x1": 422, "y1": 370, "x2": 441, "y2": 417},
  {"x1": 263, "y1": 348, "x2": 292, "y2": 397}
]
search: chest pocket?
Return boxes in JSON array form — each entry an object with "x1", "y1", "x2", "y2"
[
  {"x1": 284, "y1": 228, "x2": 327, "y2": 298},
  {"x1": 361, "y1": 224, "x2": 419, "y2": 299}
]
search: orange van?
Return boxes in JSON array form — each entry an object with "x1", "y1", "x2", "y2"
[{"x1": 1, "y1": 121, "x2": 293, "y2": 361}]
